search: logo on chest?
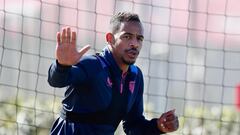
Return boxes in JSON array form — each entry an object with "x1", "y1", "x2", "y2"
[
  {"x1": 129, "y1": 81, "x2": 135, "y2": 94},
  {"x1": 107, "y1": 77, "x2": 113, "y2": 88},
  {"x1": 106, "y1": 77, "x2": 135, "y2": 94}
]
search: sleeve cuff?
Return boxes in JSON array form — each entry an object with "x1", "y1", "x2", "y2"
[
  {"x1": 55, "y1": 60, "x2": 71, "y2": 73},
  {"x1": 151, "y1": 118, "x2": 166, "y2": 134}
]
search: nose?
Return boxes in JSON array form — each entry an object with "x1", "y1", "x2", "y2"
[{"x1": 129, "y1": 37, "x2": 140, "y2": 49}]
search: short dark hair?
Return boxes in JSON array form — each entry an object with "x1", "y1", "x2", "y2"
[{"x1": 110, "y1": 12, "x2": 141, "y2": 34}]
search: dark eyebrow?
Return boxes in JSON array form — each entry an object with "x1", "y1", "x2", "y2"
[{"x1": 123, "y1": 32, "x2": 144, "y2": 39}]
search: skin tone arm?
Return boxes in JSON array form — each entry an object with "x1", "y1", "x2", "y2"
[{"x1": 56, "y1": 27, "x2": 90, "y2": 66}]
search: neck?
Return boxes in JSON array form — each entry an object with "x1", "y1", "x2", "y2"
[
  {"x1": 119, "y1": 63, "x2": 129, "y2": 73},
  {"x1": 113, "y1": 53, "x2": 129, "y2": 73},
  {"x1": 108, "y1": 45, "x2": 129, "y2": 73}
]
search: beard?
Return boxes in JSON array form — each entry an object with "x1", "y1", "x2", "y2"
[
  {"x1": 121, "y1": 48, "x2": 139, "y2": 65},
  {"x1": 121, "y1": 57, "x2": 136, "y2": 65}
]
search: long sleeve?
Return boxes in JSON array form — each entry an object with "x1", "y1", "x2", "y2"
[
  {"x1": 123, "y1": 70, "x2": 165, "y2": 135},
  {"x1": 48, "y1": 55, "x2": 101, "y2": 88},
  {"x1": 47, "y1": 60, "x2": 88, "y2": 88}
]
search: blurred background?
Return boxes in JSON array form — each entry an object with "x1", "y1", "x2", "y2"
[{"x1": 0, "y1": 0, "x2": 240, "y2": 135}]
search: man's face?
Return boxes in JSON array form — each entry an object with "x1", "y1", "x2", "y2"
[{"x1": 111, "y1": 21, "x2": 144, "y2": 65}]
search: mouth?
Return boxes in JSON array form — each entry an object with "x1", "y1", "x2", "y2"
[{"x1": 126, "y1": 50, "x2": 139, "y2": 59}]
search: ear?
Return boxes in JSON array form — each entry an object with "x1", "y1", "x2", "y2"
[{"x1": 106, "y1": 33, "x2": 115, "y2": 45}]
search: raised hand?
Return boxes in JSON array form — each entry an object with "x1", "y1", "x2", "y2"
[
  {"x1": 56, "y1": 27, "x2": 90, "y2": 66},
  {"x1": 157, "y1": 109, "x2": 179, "y2": 133}
]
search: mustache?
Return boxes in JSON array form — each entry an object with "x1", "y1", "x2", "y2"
[{"x1": 125, "y1": 48, "x2": 139, "y2": 54}]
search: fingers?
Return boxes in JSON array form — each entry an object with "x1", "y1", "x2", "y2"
[
  {"x1": 71, "y1": 31, "x2": 77, "y2": 45},
  {"x1": 74, "y1": 45, "x2": 91, "y2": 64},
  {"x1": 56, "y1": 32, "x2": 61, "y2": 45},
  {"x1": 55, "y1": 26, "x2": 91, "y2": 65},
  {"x1": 159, "y1": 117, "x2": 179, "y2": 132},
  {"x1": 158, "y1": 109, "x2": 179, "y2": 133},
  {"x1": 66, "y1": 27, "x2": 71, "y2": 43},
  {"x1": 165, "y1": 113, "x2": 176, "y2": 121},
  {"x1": 78, "y1": 45, "x2": 91, "y2": 57},
  {"x1": 161, "y1": 109, "x2": 175, "y2": 122},
  {"x1": 58, "y1": 27, "x2": 75, "y2": 45},
  {"x1": 61, "y1": 28, "x2": 67, "y2": 43},
  {"x1": 161, "y1": 109, "x2": 176, "y2": 122},
  {"x1": 165, "y1": 109, "x2": 175, "y2": 116},
  {"x1": 164, "y1": 116, "x2": 179, "y2": 129}
]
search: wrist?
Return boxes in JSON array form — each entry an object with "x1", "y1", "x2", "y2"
[
  {"x1": 55, "y1": 60, "x2": 71, "y2": 73},
  {"x1": 157, "y1": 118, "x2": 167, "y2": 133}
]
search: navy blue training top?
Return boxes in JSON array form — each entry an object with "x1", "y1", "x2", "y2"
[{"x1": 48, "y1": 46, "x2": 163, "y2": 135}]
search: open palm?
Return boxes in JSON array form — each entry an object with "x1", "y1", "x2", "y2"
[{"x1": 56, "y1": 27, "x2": 90, "y2": 66}]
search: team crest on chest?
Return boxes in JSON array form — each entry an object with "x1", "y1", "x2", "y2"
[
  {"x1": 129, "y1": 81, "x2": 135, "y2": 93},
  {"x1": 107, "y1": 77, "x2": 113, "y2": 88}
]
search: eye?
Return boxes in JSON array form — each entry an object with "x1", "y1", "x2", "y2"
[
  {"x1": 137, "y1": 36, "x2": 144, "y2": 42},
  {"x1": 123, "y1": 35, "x2": 131, "y2": 39}
]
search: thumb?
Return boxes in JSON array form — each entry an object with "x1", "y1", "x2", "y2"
[
  {"x1": 78, "y1": 45, "x2": 91, "y2": 57},
  {"x1": 160, "y1": 109, "x2": 176, "y2": 120},
  {"x1": 170, "y1": 109, "x2": 176, "y2": 113},
  {"x1": 165, "y1": 109, "x2": 176, "y2": 116}
]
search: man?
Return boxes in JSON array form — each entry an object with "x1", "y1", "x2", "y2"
[{"x1": 48, "y1": 12, "x2": 179, "y2": 135}]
